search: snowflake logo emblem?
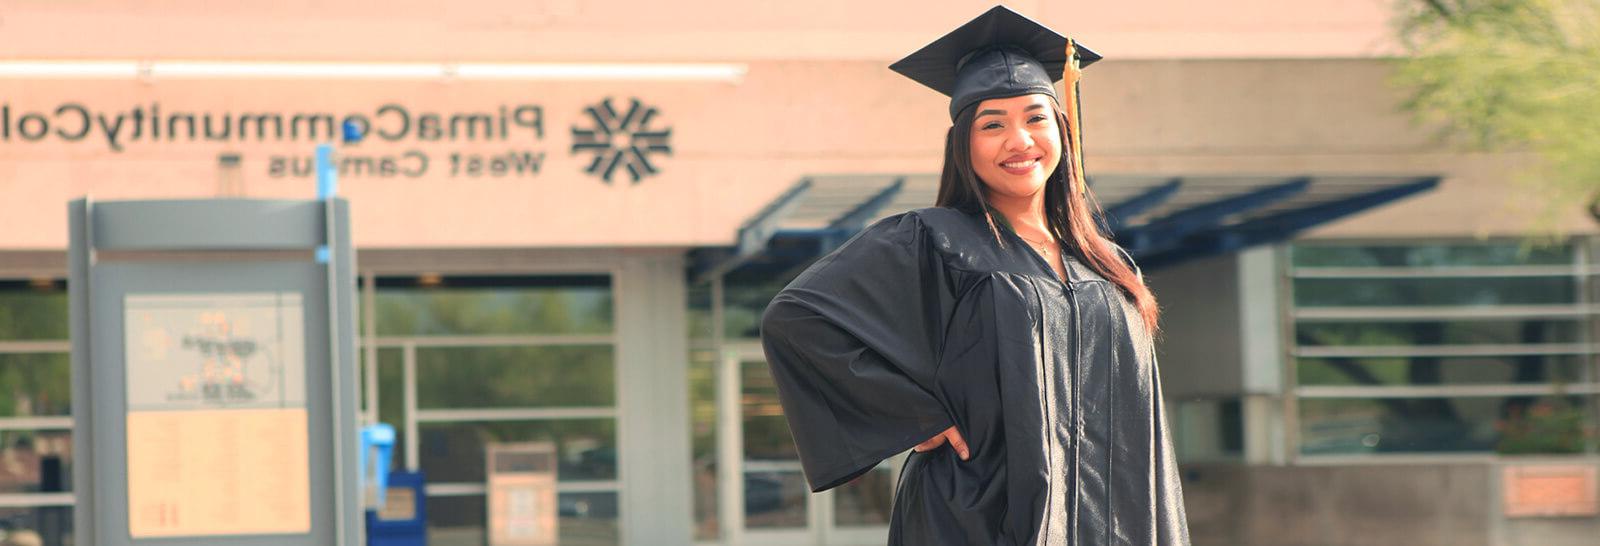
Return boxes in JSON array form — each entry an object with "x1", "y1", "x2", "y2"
[{"x1": 570, "y1": 97, "x2": 673, "y2": 184}]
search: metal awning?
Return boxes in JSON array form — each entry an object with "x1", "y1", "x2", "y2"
[{"x1": 690, "y1": 173, "x2": 1439, "y2": 283}]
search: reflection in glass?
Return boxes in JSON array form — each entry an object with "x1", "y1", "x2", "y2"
[
  {"x1": 721, "y1": 277, "x2": 794, "y2": 340},
  {"x1": 1299, "y1": 396, "x2": 1591, "y2": 454},
  {"x1": 0, "y1": 430, "x2": 71, "y2": 494},
  {"x1": 426, "y1": 494, "x2": 485, "y2": 546},
  {"x1": 744, "y1": 470, "x2": 808, "y2": 529},
  {"x1": 426, "y1": 493, "x2": 619, "y2": 546},
  {"x1": 556, "y1": 492, "x2": 620, "y2": 546},
  {"x1": 1293, "y1": 277, "x2": 1577, "y2": 307},
  {"x1": 1299, "y1": 356, "x2": 1586, "y2": 386},
  {"x1": 1291, "y1": 243, "x2": 1573, "y2": 268},
  {"x1": 416, "y1": 346, "x2": 614, "y2": 409},
  {"x1": 741, "y1": 361, "x2": 796, "y2": 460},
  {"x1": 360, "y1": 348, "x2": 406, "y2": 470},
  {"x1": 0, "y1": 354, "x2": 70, "y2": 417},
  {"x1": 1296, "y1": 320, "x2": 1585, "y2": 347},
  {"x1": 686, "y1": 283, "x2": 714, "y2": 342},
  {"x1": 419, "y1": 420, "x2": 616, "y2": 483},
  {"x1": 0, "y1": 506, "x2": 72, "y2": 546},
  {"x1": 834, "y1": 466, "x2": 895, "y2": 527},
  {"x1": 739, "y1": 355, "x2": 807, "y2": 528},
  {"x1": 686, "y1": 344, "x2": 719, "y2": 541},
  {"x1": 376, "y1": 276, "x2": 613, "y2": 336},
  {"x1": 1171, "y1": 398, "x2": 1244, "y2": 462},
  {"x1": 0, "y1": 282, "x2": 68, "y2": 341}
]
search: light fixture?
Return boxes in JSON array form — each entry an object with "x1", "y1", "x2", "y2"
[
  {"x1": 416, "y1": 273, "x2": 444, "y2": 288},
  {"x1": 0, "y1": 60, "x2": 747, "y2": 82},
  {"x1": 152, "y1": 62, "x2": 443, "y2": 79},
  {"x1": 0, "y1": 61, "x2": 139, "y2": 78},
  {"x1": 453, "y1": 63, "x2": 747, "y2": 81}
]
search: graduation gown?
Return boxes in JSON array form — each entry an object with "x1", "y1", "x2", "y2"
[{"x1": 759, "y1": 206, "x2": 1190, "y2": 545}]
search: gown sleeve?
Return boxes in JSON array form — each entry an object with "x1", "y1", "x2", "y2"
[{"x1": 759, "y1": 211, "x2": 957, "y2": 492}]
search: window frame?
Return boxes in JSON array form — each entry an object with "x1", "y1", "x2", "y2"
[{"x1": 1285, "y1": 238, "x2": 1600, "y2": 461}]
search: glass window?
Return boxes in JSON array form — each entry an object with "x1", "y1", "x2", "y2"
[
  {"x1": 743, "y1": 470, "x2": 807, "y2": 529},
  {"x1": 0, "y1": 281, "x2": 68, "y2": 341},
  {"x1": 0, "y1": 354, "x2": 71, "y2": 417},
  {"x1": 419, "y1": 419, "x2": 617, "y2": 484},
  {"x1": 426, "y1": 495, "x2": 486, "y2": 546},
  {"x1": 687, "y1": 283, "x2": 714, "y2": 342},
  {"x1": 376, "y1": 275, "x2": 613, "y2": 337},
  {"x1": 1171, "y1": 398, "x2": 1244, "y2": 462},
  {"x1": 427, "y1": 492, "x2": 619, "y2": 546},
  {"x1": 1299, "y1": 396, "x2": 1590, "y2": 455},
  {"x1": 722, "y1": 276, "x2": 792, "y2": 340},
  {"x1": 1289, "y1": 239, "x2": 1599, "y2": 457},
  {"x1": 0, "y1": 506, "x2": 72, "y2": 546},
  {"x1": 0, "y1": 429, "x2": 71, "y2": 493},
  {"x1": 360, "y1": 348, "x2": 405, "y2": 470},
  {"x1": 1293, "y1": 277, "x2": 1577, "y2": 307},
  {"x1": 374, "y1": 274, "x2": 619, "y2": 541},
  {"x1": 1296, "y1": 320, "x2": 1587, "y2": 346},
  {"x1": 738, "y1": 352, "x2": 814, "y2": 531},
  {"x1": 1291, "y1": 242, "x2": 1574, "y2": 268},
  {"x1": 693, "y1": 268, "x2": 903, "y2": 539},
  {"x1": 741, "y1": 360, "x2": 796, "y2": 461},
  {"x1": 554, "y1": 492, "x2": 621, "y2": 545},
  {"x1": 687, "y1": 346, "x2": 718, "y2": 541},
  {"x1": 1299, "y1": 356, "x2": 1587, "y2": 386},
  {"x1": 833, "y1": 465, "x2": 896, "y2": 527},
  {"x1": 415, "y1": 346, "x2": 614, "y2": 409}
]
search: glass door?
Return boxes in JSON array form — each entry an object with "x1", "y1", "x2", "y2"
[{"x1": 717, "y1": 343, "x2": 898, "y2": 545}]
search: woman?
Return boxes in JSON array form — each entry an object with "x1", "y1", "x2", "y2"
[{"x1": 760, "y1": 6, "x2": 1190, "y2": 546}]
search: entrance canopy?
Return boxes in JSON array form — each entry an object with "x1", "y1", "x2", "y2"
[{"x1": 690, "y1": 173, "x2": 1439, "y2": 282}]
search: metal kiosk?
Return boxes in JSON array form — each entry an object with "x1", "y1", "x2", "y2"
[
  {"x1": 487, "y1": 442, "x2": 559, "y2": 546},
  {"x1": 69, "y1": 198, "x2": 362, "y2": 546}
]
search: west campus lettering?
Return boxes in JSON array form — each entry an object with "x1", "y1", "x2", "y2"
[
  {"x1": 267, "y1": 150, "x2": 545, "y2": 179},
  {"x1": 0, "y1": 103, "x2": 544, "y2": 152}
]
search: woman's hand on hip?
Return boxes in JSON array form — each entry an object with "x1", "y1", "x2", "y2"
[{"x1": 913, "y1": 425, "x2": 969, "y2": 460}]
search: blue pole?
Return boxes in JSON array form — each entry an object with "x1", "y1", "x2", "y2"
[
  {"x1": 315, "y1": 120, "x2": 362, "y2": 263},
  {"x1": 316, "y1": 143, "x2": 338, "y2": 200},
  {"x1": 314, "y1": 143, "x2": 336, "y2": 264}
]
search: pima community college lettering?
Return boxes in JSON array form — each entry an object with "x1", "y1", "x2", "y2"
[
  {"x1": 0, "y1": 103, "x2": 544, "y2": 151},
  {"x1": 1, "y1": 97, "x2": 671, "y2": 182},
  {"x1": 1, "y1": 102, "x2": 549, "y2": 179}
]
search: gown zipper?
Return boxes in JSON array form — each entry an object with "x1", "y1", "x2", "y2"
[{"x1": 1002, "y1": 227, "x2": 1081, "y2": 545}]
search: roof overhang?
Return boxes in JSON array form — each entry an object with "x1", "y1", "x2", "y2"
[{"x1": 690, "y1": 173, "x2": 1440, "y2": 283}]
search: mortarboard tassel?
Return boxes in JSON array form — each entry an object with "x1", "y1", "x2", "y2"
[{"x1": 1063, "y1": 38, "x2": 1086, "y2": 195}]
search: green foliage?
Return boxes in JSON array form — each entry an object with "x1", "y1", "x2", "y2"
[
  {"x1": 1495, "y1": 396, "x2": 1595, "y2": 454},
  {"x1": 415, "y1": 345, "x2": 615, "y2": 408},
  {"x1": 1392, "y1": 0, "x2": 1600, "y2": 229},
  {"x1": 0, "y1": 289, "x2": 71, "y2": 418},
  {"x1": 374, "y1": 286, "x2": 613, "y2": 336},
  {"x1": 0, "y1": 290, "x2": 69, "y2": 341}
]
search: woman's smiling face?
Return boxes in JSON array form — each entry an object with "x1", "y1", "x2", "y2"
[{"x1": 968, "y1": 94, "x2": 1062, "y2": 202}]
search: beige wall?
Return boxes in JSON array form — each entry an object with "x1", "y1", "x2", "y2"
[
  {"x1": 1184, "y1": 461, "x2": 1600, "y2": 546},
  {"x1": 0, "y1": 0, "x2": 1397, "y2": 61},
  {"x1": 1, "y1": 1, "x2": 1588, "y2": 252},
  {"x1": 0, "y1": 60, "x2": 953, "y2": 249},
  {"x1": 1082, "y1": 58, "x2": 1595, "y2": 238},
  {"x1": 1146, "y1": 252, "x2": 1243, "y2": 398}
]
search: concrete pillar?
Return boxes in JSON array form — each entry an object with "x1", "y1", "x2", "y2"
[{"x1": 614, "y1": 251, "x2": 694, "y2": 545}]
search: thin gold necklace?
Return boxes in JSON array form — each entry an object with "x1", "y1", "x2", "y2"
[{"x1": 1017, "y1": 232, "x2": 1055, "y2": 257}]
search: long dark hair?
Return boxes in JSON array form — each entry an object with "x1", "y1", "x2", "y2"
[{"x1": 935, "y1": 102, "x2": 1160, "y2": 331}]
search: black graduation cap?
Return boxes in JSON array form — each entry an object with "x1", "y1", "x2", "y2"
[{"x1": 890, "y1": 5, "x2": 1101, "y2": 121}]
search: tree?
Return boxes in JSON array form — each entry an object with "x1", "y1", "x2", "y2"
[{"x1": 1392, "y1": 0, "x2": 1600, "y2": 228}]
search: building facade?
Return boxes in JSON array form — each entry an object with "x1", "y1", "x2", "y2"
[{"x1": 0, "y1": 1, "x2": 1597, "y2": 544}]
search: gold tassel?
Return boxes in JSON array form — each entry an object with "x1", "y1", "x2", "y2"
[{"x1": 1063, "y1": 38, "x2": 1086, "y2": 195}]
